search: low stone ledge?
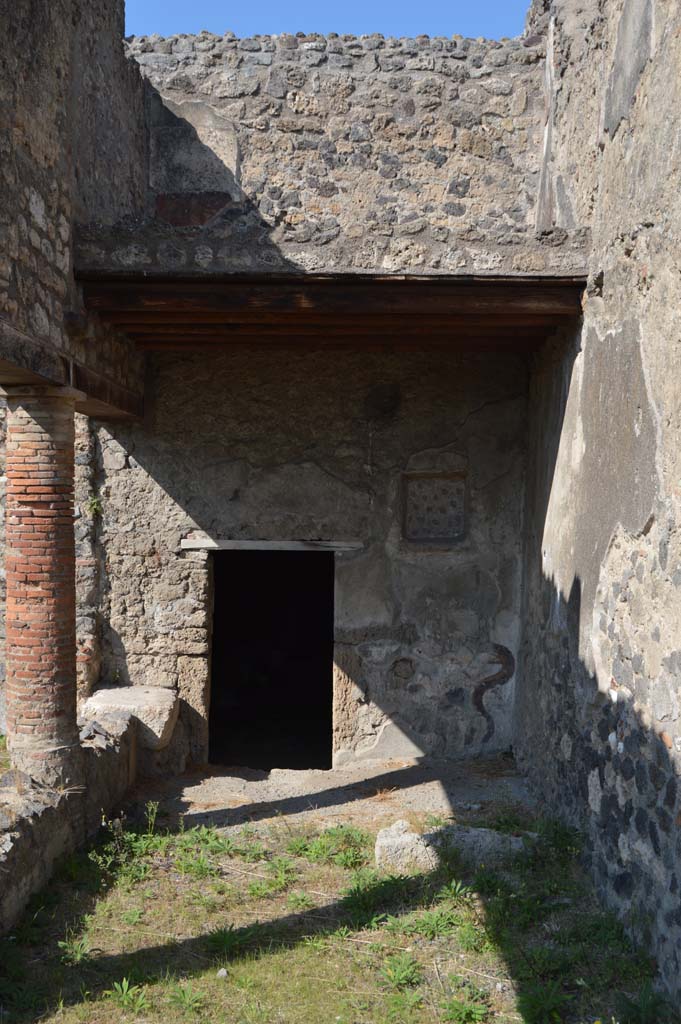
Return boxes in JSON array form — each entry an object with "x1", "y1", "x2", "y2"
[
  {"x1": 0, "y1": 715, "x2": 136, "y2": 935},
  {"x1": 0, "y1": 777, "x2": 74, "y2": 933}
]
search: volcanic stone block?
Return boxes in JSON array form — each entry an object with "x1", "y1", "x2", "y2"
[{"x1": 81, "y1": 686, "x2": 179, "y2": 751}]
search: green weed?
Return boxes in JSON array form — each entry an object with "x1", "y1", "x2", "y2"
[
  {"x1": 185, "y1": 825, "x2": 232, "y2": 855},
  {"x1": 536, "y1": 819, "x2": 581, "y2": 859},
  {"x1": 472, "y1": 867, "x2": 507, "y2": 898},
  {"x1": 387, "y1": 989, "x2": 424, "y2": 1020},
  {"x1": 103, "y1": 977, "x2": 149, "y2": 1013},
  {"x1": 424, "y1": 812, "x2": 451, "y2": 829},
  {"x1": 285, "y1": 835, "x2": 310, "y2": 857},
  {"x1": 380, "y1": 953, "x2": 423, "y2": 990},
  {"x1": 401, "y1": 905, "x2": 461, "y2": 939},
  {"x1": 442, "y1": 995, "x2": 489, "y2": 1023},
  {"x1": 167, "y1": 980, "x2": 206, "y2": 1015},
  {"x1": 56, "y1": 852, "x2": 95, "y2": 886},
  {"x1": 286, "y1": 890, "x2": 314, "y2": 911},
  {"x1": 437, "y1": 878, "x2": 475, "y2": 903},
  {"x1": 522, "y1": 944, "x2": 584, "y2": 980},
  {"x1": 616, "y1": 980, "x2": 675, "y2": 1024},
  {"x1": 237, "y1": 839, "x2": 269, "y2": 863},
  {"x1": 207, "y1": 923, "x2": 259, "y2": 958},
  {"x1": 516, "y1": 979, "x2": 571, "y2": 1023},
  {"x1": 269, "y1": 855, "x2": 297, "y2": 888},
  {"x1": 341, "y1": 869, "x2": 414, "y2": 926},
  {"x1": 57, "y1": 928, "x2": 91, "y2": 965},
  {"x1": 457, "y1": 920, "x2": 490, "y2": 953},
  {"x1": 483, "y1": 809, "x2": 533, "y2": 835},
  {"x1": 145, "y1": 799, "x2": 160, "y2": 834},
  {"x1": 84, "y1": 494, "x2": 103, "y2": 518},
  {"x1": 247, "y1": 856, "x2": 297, "y2": 898},
  {"x1": 563, "y1": 912, "x2": 627, "y2": 949},
  {"x1": 121, "y1": 907, "x2": 144, "y2": 925},
  {"x1": 175, "y1": 849, "x2": 216, "y2": 878},
  {"x1": 188, "y1": 890, "x2": 219, "y2": 911}
]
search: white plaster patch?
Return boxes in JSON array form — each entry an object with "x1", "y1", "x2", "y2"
[{"x1": 28, "y1": 189, "x2": 47, "y2": 230}]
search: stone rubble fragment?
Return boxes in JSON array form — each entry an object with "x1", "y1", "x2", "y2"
[{"x1": 375, "y1": 818, "x2": 529, "y2": 874}]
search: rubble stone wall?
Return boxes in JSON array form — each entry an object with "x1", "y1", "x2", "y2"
[
  {"x1": 516, "y1": 0, "x2": 681, "y2": 998},
  {"x1": 94, "y1": 348, "x2": 527, "y2": 765},
  {"x1": 0, "y1": 0, "x2": 145, "y2": 399},
  {"x1": 76, "y1": 28, "x2": 586, "y2": 276}
]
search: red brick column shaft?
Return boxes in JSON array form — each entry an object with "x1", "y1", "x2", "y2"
[{"x1": 4, "y1": 386, "x2": 85, "y2": 786}]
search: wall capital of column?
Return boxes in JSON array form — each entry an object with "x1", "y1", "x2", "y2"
[{"x1": 0, "y1": 384, "x2": 86, "y2": 404}]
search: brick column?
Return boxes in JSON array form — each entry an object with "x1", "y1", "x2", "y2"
[{"x1": 3, "y1": 386, "x2": 84, "y2": 786}]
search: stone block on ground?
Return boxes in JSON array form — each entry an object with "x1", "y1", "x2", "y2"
[
  {"x1": 375, "y1": 820, "x2": 439, "y2": 874},
  {"x1": 81, "y1": 686, "x2": 178, "y2": 751},
  {"x1": 375, "y1": 819, "x2": 529, "y2": 874}
]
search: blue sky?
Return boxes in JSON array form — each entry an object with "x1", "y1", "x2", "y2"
[{"x1": 124, "y1": 1, "x2": 529, "y2": 40}]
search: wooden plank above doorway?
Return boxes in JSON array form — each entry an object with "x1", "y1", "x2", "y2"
[
  {"x1": 180, "y1": 535, "x2": 364, "y2": 551},
  {"x1": 78, "y1": 274, "x2": 585, "y2": 351}
]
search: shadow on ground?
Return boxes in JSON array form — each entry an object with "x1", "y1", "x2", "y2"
[{"x1": 139, "y1": 755, "x2": 531, "y2": 830}]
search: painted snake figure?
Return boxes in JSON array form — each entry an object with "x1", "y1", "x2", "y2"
[{"x1": 472, "y1": 643, "x2": 516, "y2": 744}]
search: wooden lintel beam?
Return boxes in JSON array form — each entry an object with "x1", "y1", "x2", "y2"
[
  {"x1": 80, "y1": 276, "x2": 585, "y2": 323},
  {"x1": 105, "y1": 313, "x2": 574, "y2": 330},
  {"x1": 130, "y1": 327, "x2": 548, "y2": 344},
  {"x1": 135, "y1": 336, "x2": 545, "y2": 352}
]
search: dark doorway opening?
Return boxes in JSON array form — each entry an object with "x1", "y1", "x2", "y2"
[{"x1": 209, "y1": 550, "x2": 334, "y2": 770}]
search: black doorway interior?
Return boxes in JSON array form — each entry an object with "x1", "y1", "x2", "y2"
[{"x1": 209, "y1": 550, "x2": 334, "y2": 769}]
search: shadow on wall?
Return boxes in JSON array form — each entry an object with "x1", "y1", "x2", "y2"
[
  {"x1": 514, "y1": 324, "x2": 681, "y2": 995},
  {"x1": 80, "y1": 85, "x2": 299, "y2": 761},
  {"x1": 92, "y1": 368, "x2": 523, "y2": 770},
  {"x1": 132, "y1": 85, "x2": 302, "y2": 271},
  {"x1": 519, "y1": 572, "x2": 681, "y2": 995}
]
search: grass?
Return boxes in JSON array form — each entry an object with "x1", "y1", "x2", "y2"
[
  {"x1": 0, "y1": 734, "x2": 9, "y2": 773},
  {"x1": 0, "y1": 801, "x2": 676, "y2": 1024}
]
